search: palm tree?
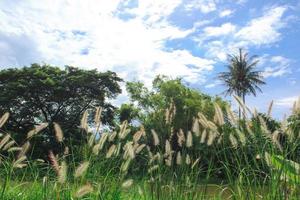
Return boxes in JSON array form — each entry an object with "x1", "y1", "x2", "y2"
[{"x1": 218, "y1": 48, "x2": 265, "y2": 118}]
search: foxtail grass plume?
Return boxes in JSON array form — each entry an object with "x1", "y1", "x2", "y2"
[
  {"x1": 206, "y1": 131, "x2": 217, "y2": 146},
  {"x1": 176, "y1": 151, "x2": 182, "y2": 165},
  {"x1": 27, "y1": 123, "x2": 48, "y2": 139},
  {"x1": 135, "y1": 144, "x2": 146, "y2": 154},
  {"x1": 151, "y1": 129, "x2": 159, "y2": 146},
  {"x1": 7, "y1": 147, "x2": 22, "y2": 152},
  {"x1": 192, "y1": 118, "x2": 200, "y2": 136},
  {"x1": 177, "y1": 129, "x2": 185, "y2": 147},
  {"x1": 148, "y1": 165, "x2": 159, "y2": 173},
  {"x1": 226, "y1": 106, "x2": 237, "y2": 125},
  {"x1": 267, "y1": 100, "x2": 273, "y2": 117},
  {"x1": 165, "y1": 140, "x2": 172, "y2": 155},
  {"x1": 119, "y1": 120, "x2": 129, "y2": 139},
  {"x1": 2, "y1": 140, "x2": 15, "y2": 151},
  {"x1": 123, "y1": 142, "x2": 135, "y2": 160},
  {"x1": 186, "y1": 131, "x2": 193, "y2": 148},
  {"x1": 53, "y1": 122, "x2": 63, "y2": 142},
  {"x1": 0, "y1": 112, "x2": 9, "y2": 128},
  {"x1": 0, "y1": 134, "x2": 11, "y2": 150},
  {"x1": 106, "y1": 144, "x2": 116, "y2": 158},
  {"x1": 17, "y1": 141, "x2": 30, "y2": 158},
  {"x1": 94, "y1": 107, "x2": 102, "y2": 131},
  {"x1": 58, "y1": 161, "x2": 67, "y2": 183},
  {"x1": 121, "y1": 158, "x2": 131, "y2": 172},
  {"x1": 214, "y1": 103, "x2": 224, "y2": 125},
  {"x1": 13, "y1": 155, "x2": 27, "y2": 168},
  {"x1": 48, "y1": 150, "x2": 59, "y2": 174},
  {"x1": 165, "y1": 154, "x2": 172, "y2": 167},
  {"x1": 122, "y1": 179, "x2": 133, "y2": 189},
  {"x1": 229, "y1": 135, "x2": 238, "y2": 149},
  {"x1": 133, "y1": 130, "x2": 143, "y2": 143},
  {"x1": 75, "y1": 183, "x2": 93, "y2": 198},
  {"x1": 108, "y1": 131, "x2": 117, "y2": 142},
  {"x1": 186, "y1": 154, "x2": 191, "y2": 165},
  {"x1": 80, "y1": 110, "x2": 89, "y2": 132},
  {"x1": 200, "y1": 130, "x2": 207, "y2": 143},
  {"x1": 236, "y1": 129, "x2": 246, "y2": 145},
  {"x1": 74, "y1": 161, "x2": 90, "y2": 178}
]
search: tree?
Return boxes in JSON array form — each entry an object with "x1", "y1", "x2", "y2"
[
  {"x1": 218, "y1": 48, "x2": 265, "y2": 118},
  {"x1": 0, "y1": 64, "x2": 122, "y2": 157},
  {"x1": 125, "y1": 76, "x2": 228, "y2": 148}
]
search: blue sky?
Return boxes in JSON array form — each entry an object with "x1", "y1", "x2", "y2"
[{"x1": 0, "y1": 0, "x2": 299, "y2": 119}]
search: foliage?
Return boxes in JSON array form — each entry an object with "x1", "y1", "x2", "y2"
[
  {"x1": 218, "y1": 48, "x2": 265, "y2": 118},
  {"x1": 0, "y1": 64, "x2": 122, "y2": 157}
]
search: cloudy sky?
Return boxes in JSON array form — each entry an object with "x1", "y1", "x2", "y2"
[{"x1": 0, "y1": 0, "x2": 299, "y2": 118}]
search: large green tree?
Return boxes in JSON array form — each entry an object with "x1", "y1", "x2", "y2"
[
  {"x1": 124, "y1": 76, "x2": 227, "y2": 148},
  {"x1": 0, "y1": 64, "x2": 122, "y2": 157},
  {"x1": 218, "y1": 48, "x2": 265, "y2": 117}
]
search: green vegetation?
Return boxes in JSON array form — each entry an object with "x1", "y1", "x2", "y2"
[{"x1": 0, "y1": 63, "x2": 299, "y2": 200}]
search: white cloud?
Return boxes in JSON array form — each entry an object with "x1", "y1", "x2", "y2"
[
  {"x1": 184, "y1": 0, "x2": 216, "y2": 14},
  {"x1": 203, "y1": 23, "x2": 236, "y2": 37},
  {"x1": 0, "y1": 0, "x2": 214, "y2": 87},
  {"x1": 219, "y1": 9, "x2": 234, "y2": 17},
  {"x1": 275, "y1": 96, "x2": 299, "y2": 107},
  {"x1": 235, "y1": 6, "x2": 287, "y2": 46},
  {"x1": 261, "y1": 56, "x2": 291, "y2": 78}
]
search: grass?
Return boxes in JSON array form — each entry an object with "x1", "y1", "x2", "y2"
[{"x1": 0, "y1": 96, "x2": 299, "y2": 199}]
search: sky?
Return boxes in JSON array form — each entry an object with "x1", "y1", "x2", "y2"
[{"x1": 0, "y1": 0, "x2": 299, "y2": 119}]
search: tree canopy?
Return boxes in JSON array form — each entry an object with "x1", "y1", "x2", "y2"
[{"x1": 0, "y1": 64, "x2": 122, "y2": 157}]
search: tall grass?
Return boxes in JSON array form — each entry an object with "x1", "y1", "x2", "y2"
[{"x1": 0, "y1": 97, "x2": 299, "y2": 199}]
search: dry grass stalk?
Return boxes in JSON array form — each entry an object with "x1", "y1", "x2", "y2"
[
  {"x1": 0, "y1": 112, "x2": 9, "y2": 128},
  {"x1": 122, "y1": 179, "x2": 133, "y2": 189},
  {"x1": 186, "y1": 131, "x2": 193, "y2": 148},
  {"x1": 58, "y1": 161, "x2": 67, "y2": 183},
  {"x1": 74, "y1": 161, "x2": 89, "y2": 178},
  {"x1": 191, "y1": 157, "x2": 201, "y2": 169},
  {"x1": 106, "y1": 144, "x2": 116, "y2": 158},
  {"x1": 75, "y1": 183, "x2": 93, "y2": 198},
  {"x1": 151, "y1": 129, "x2": 159, "y2": 146},
  {"x1": 53, "y1": 122, "x2": 63, "y2": 142}
]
